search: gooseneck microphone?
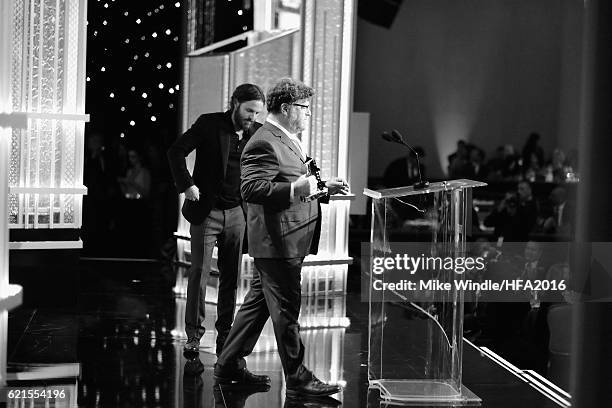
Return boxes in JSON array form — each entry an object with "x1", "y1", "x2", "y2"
[{"x1": 381, "y1": 130, "x2": 430, "y2": 189}]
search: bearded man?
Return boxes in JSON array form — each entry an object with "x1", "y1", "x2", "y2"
[{"x1": 168, "y1": 84, "x2": 265, "y2": 356}]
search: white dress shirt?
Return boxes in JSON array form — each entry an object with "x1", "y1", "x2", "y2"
[{"x1": 556, "y1": 202, "x2": 566, "y2": 226}]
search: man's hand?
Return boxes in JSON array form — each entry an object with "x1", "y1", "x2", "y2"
[
  {"x1": 325, "y1": 177, "x2": 349, "y2": 195},
  {"x1": 184, "y1": 185, "x2": 200, "y2": 201},
  {"x1": 543, "y1": 216, "x2": 556, "y2": 232},
  {"x1": 294, "y1": 174, "x2": 315, "y2": 197}
]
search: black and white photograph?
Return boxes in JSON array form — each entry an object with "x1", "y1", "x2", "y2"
[{"x1": 1, "y1": 0, "x2": 611, "y2": 407}]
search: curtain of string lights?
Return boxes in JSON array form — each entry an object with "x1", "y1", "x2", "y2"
[
  {"x1": 85, "y1": 0, "x2": 253, "y2": 143},
  {"x1": 85, "y1": 0, "x2": 182, "y2": 141}
]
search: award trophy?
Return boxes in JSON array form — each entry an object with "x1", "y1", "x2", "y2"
[{"x1": 301, "y1": 158, "x2": 328, "y2": 202}]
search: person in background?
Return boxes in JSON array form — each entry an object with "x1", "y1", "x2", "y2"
[
  {"x1": 167, "y1": 84, "x2": 266, "y2": 356},
  {"x1": 521, "y1": 132, "x2": 544, "y2": 171},
  {"x1": 448, "y1": 140, "x2": 471, "y2": 178},
  {"x1": 523, "y1": 152, "x2": 544, "y2": 182},
  {"x1": 542, "y1": 186, "x2": 574, "y2": 235},
  {"x1": 116, "y1": 148, "x2": 153, "y2": 257},
  {"x1": 548, "y1": 148, "x2": 569, "y2": 183},
  {"x1": 118, "y1": 149, "x2": 151, "y2": 199},
  {"x1": 468, "y1": 147, "x2": 488, "y2": 181},
  {"x1": 82, "y1": 132, "x2": 119, "y2": 255},
  {"x1": 485, "y1": 192, "x2": 529, "y2": 242},
  {"x1": 501, "y1": 144, "x2": 521, "y2": 180},
  {"x1": 516, "y1": 241, "x2": 550, "y2": 374},
  {"x1": 486, "y1": 146, "x2": 506, "y2": 181},
  {"x1": 517, "y1": 181, "x2": 539, "y2": 234},
  {"x1": 487, "y1": 145, "x2": 520, "y2": 181}
]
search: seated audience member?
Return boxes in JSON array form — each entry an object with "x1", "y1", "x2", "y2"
[
  {"x1": 545, "y1": 148, "x2": 569, "y2": 183},
  {"x1": 383, "y1": 146, "x2": 426, "y2": 188},
  {"x1": 517, "y1": 181, "x2": 539, "y2": 233},
  {"x1": 447, "y1": 140, "x2": 471, "y2": 178},
  {"x1": 467, "y1": 147, "x2": 488, "y2": 181},
  {"x1": 486, "y1": 146, "x2": 505, "y2": 181},
  {"x1": 484, "y1": 188, "x2": 537, "y2": 242},
  {"x1": 519, "y1": 241, "x2": 547, "y2": 306},
  {"x1": 521, "y1": 132, "x2": 545, "y2": 170},
  {"x1": 503, "y1": 241, "x2": 550, "y2": 374},
  {"x1": 486, "y1": 145, "x2": 520, "y2": 181},
  {"x1": 484, "y1": 194, "x2": 523, "y2": 241},
  {"x1": 546, "y1": 262, "x2": 580, "y2": 304},
  {"x1": 565, "y1": 148, "x2": 579, "y2": 173},
  {"x1": 501, "y1": 144, "x2": 521, "y2": 180},
  {"x1": 447, "y1": 140, "x2": 467, "y2": 168},
  {"x1": 523, "y1": 152, "x2": 545, "y2": 182},
  {"x1": 542, "y1": 186, "x2": 574, "y2": 235}
]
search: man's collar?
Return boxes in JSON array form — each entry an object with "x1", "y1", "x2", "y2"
[{"x1": 266, "y1": 117, "x2": 297, "y2": 139}]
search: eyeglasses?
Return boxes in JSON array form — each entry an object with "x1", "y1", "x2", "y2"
[{"x1": 292, "y1": 103, "x2": 311, "y2": 112}]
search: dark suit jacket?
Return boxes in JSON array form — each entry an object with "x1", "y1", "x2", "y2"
[
  {"x1": 240, "y1": 122, "x2": 327, "y2": 258},
  {"x1": 167, "y1": 111, "x2": 261, "y2": 225}
]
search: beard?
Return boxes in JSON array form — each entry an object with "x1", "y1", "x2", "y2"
[
  {"x1": 232, "y1": 109, "x2": 253, "y2": 132},
  {"x1": 288, "y1": 115, "x2": 306, "y2": 133}
]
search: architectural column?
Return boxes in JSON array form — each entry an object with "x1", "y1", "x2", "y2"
[
  {"x1": 0, "y1": 0, "x2": 24, "y2": 387},
  {"x1": 7, "y1": 0, "x2": 89, "y2": 249},
  {"x1": 302, "y1": 0, "x2": 356, "y2": 261}
]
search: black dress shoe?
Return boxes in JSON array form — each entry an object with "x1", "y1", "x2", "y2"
[
  {"x1": 183, "y1": 337, "x2": 200, "y2": 355},
  {"x1": 184, "y1": 356, "x2": 204, "y2": 376},
  {"x1": 286, "y1": 374, "x2": 341, "y2": 397},
  {"x1": 213, "y1": 365, "x2": 271, "y2": 386}
]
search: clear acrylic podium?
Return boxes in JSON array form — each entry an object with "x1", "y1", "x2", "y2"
[{"x1": 364, "y1": 179, "x2": 486, "y2": 405}]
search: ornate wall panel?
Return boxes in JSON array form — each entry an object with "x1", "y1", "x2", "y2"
[{"x1": 7, "y1": 0, "x2": 88, "y2": 236}]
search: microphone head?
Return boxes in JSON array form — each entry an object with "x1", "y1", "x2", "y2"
[
  {"x1": 381, "y1": 132, "x2": 394, "y2": 142},
  {"x1": 391, "y1": 129, "x2": 405, "y2": 144}
]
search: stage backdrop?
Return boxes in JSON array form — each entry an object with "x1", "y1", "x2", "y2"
[{"x1": 354, "y1": 0, "x2": 584, "y2": 180}]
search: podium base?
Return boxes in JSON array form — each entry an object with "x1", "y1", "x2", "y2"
[{"x1": 371, "y1": 379, "x2": 481, "y2": 406}]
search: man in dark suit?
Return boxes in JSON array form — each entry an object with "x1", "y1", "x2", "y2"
[
  {"x1": 543, "y1": 186, "x2": 574, "y2": 235},
  {"x1": 214, "y1": 78, "x2": 348, "y2": 397},
  {"x1": 167, "y1": 84, "x2": 265, "y2": 355}
]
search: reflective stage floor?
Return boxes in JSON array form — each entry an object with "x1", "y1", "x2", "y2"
[{"x1": 3, "y1": 259, "x2": 567, "y2": 407}]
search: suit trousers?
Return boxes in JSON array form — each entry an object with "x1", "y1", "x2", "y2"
[
  {"x1": 217, "y1": 257, "x2": 309, "y2": 381},
  {"x1": 185, "y1": 206, "x2": 245, "y2": 340}
]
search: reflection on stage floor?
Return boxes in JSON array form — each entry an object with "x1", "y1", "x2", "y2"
[{"x1": 3, "y1": 260, "x2": 568, "y2": 407}]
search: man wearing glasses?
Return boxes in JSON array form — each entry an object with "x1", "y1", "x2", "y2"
[{"x1": 214, "y1": 78, "x2": 349, "y2": 397}]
